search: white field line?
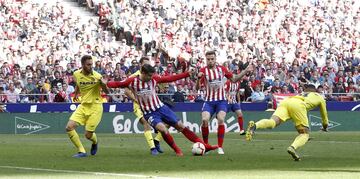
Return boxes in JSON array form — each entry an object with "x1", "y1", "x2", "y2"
[
  {"x1": 226, "y1": 138, "x2": 360, "y2": 144},
  {"x1": 0, "y1": 166, "x2": 185, "y2": 179}
]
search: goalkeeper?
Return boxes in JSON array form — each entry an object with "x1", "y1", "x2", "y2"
[{"x1": 246, "y1": 84, "x2": 328, "y2": 161}]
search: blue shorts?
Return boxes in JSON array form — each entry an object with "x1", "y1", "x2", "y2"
[
  {"x1": 144, "y1": 105, "x2": 179, "y2": 128},
  {"x1": 227, "y1": 103, "x2": 242, "y2": 112},
  {"x1": 202, "y1": 100, "x2": 228, "y2": 117}
]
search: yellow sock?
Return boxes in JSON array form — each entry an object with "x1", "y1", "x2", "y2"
[
  {"x1": 89, "y1": 132, "x2": 97, "y2": 144},
  {"x1": 255, "y1": 119, "x2": 276, "y2": 129},
  {"x1": 291, "y1": 134, "x2": 309, "y2": 149},
  {"x1": 144, "y1": 130, "x2": 155, "y2": 149},
  {"x1": 67, "y1": 130, "x2": 86, "y2": 153},
  {"x1": 154, "y1": 132, "x2": 162, "y2": 142}
]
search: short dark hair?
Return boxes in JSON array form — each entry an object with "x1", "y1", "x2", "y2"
[
  {"x1": 81, "y1": 55, "x2": 92, "y2": 65},
  {"x1": 141, "y1": 64, "x2": 155, "y2": 74},
  {"x1": 304, "y1": 84, "x2": 316, "y2": 90},
  {"x1": 205, "y1": 51, "x2": 216, "y2": 56},
  {"x1": 139, "y1": 56, "x2": 149, "y2": 65}
]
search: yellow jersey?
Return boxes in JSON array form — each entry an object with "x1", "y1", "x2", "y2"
[
  {"x1": 73, "y1": 69, "x2": 103, "y2": 104},
  {"x1": 293, "y1": 92, "x2": 328, "y2": 125}
]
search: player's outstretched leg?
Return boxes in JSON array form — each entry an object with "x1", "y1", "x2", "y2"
[
  {"x1": 181, "y1": 127, "x2": 218, "y2": 152},
  {"x1": 246, "y1": 118, "x2": 277, "y2": 141},
  {"x1": 156, "y1": 122, "x2": 182, "y2": 156},
  {"x1": 162, "y1": 131, "x2": 183, "y2": 156}
]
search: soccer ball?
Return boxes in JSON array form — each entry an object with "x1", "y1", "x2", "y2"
[{"x1": 191, "y1": 142, "x2": 206, "y2": 156}]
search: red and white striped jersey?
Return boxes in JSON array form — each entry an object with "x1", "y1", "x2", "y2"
[
  {"x1": 225, "y1": 80, "x2": 241, "y2": 104},
  {"x1": 107, "y1": 72, "x2": 189, "y2": 114},
  {"x1": 199, "y1": 65, "x2": 233, "y2": 101},
  {"x1": 129, "y1": 77, "x2": 163, "y2": 114}
]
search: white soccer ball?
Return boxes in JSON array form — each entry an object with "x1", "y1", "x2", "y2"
[{"x1": 191, "y1": 142, "x2": 206, "y2": 156}]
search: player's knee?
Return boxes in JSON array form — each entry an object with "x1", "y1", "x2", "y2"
[
  {"x1": 143, "y1": 125, "x2": 151, "y2": 131},
  {"x1": 85, "y1": 132, "x2": 93, "y2": 139},
  {"x1": 174, "y1": 121, "x2": 185, "y2": 131},
  {"x1": 143, "y1": 122, "x2": 152, "y2": 131},
  {"x1": 217, "y1": 112, "x2": 226, "y2": 121},
  {"x1": 202, "y1": 120, "x2": 209, "y2": 127},
  {"x1": 296, "y1": 125, "x2": 309, "y2": 134},
  {"x1": 156, "y1": 123, "x2": 167, "y2": 133},
  {"x1": 65, "y1": 125, "x2": 74, "y2": 132},
  {"x1": 271, "y1": 115, "x2": 282, "y2": 126},
  {"x1": 139, "y1": 117, "x2": 146, "y2": 125},
  {"x1": 217, "y1": 119, "x2": 225, "y2": 125}
]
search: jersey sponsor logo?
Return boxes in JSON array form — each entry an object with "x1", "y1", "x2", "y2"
[
  {"x1": 208, "y1": 80, "x2": 223, "y2": 89},
  {"x1": 79, "y1": 81, "x2": 97, "y2": 85},
  {"x1": 15, "y1": 116, "x2": 50, "y2": 135}
]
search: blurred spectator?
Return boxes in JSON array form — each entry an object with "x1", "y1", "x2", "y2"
[
  {"x1": 5, "y1": 83, "x2": 19, "y2": 103},
  {"x1": 250, "y1": 85, "x2": 268, "y2": 103},
  {"x1": 173, "y1": 84, "x2": 185, "y2": 102},
  {"x1": 51, "y1": 71, "x2": 64, "y2": 88},
  {"x1": 0, "y1": 87, "x2": 8, "y2": 103},
  {"x1": 0, "y1": 0, "x2": 359, "y2": 103}
]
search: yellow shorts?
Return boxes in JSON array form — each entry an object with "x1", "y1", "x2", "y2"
[
  {"x1": 70, "y1": 103, "x2": 103, "y2": 132},
  {"x1": 273, "y1": 98, "x2": 309, "y2": 127},
  {"x1": 133, "y1": 102, "x2": 144, "y2": 119}
]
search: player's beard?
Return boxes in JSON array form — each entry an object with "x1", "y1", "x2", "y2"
[
  {"x1": 84, "y1": 68, "x2": 92, "y2": 75},
  {"x1": 207, "y1": 63, "x2": 214, "y2": 69}
]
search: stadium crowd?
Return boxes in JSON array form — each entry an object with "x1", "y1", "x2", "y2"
[{"x1": 0, "y1": 0, "x2": 360, "y2": 104}]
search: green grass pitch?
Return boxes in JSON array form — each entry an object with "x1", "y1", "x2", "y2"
[{"x1": 0, "y1": 132, "x2": 360, "y2": 178}]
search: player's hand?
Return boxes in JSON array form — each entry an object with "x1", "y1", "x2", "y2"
[
  {"x1": 197, "y1": 72, "x2": 204, "y2": 80},
  {"x1": 100, "y1": 78, "x2": 108, "y2": 85},
  {"x1": 189, "y1": 67, "x2": 196, "y2": 76},
  {"x1": 245, "y1": 63, "x2": 254, "y2": 72},
  {"x1": 73, "y1": 95, "x2": 79, "y2": 102}
]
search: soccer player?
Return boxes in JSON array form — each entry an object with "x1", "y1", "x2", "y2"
[
  {"x1": 246, "y1": 84, "x2": 329, "y2": 161},
  {"x1": 125, "y1": 57, "x2": 163, "y2": 155},
  {"x1": 196, "y1": 51, "x2": 253, "y2": 154},
  {"x1": 106, "y1": 64, "x2": 218, "y2": 156},
  {"x1": 225, "y1": 79, "x2": 245, "y2": 135},
  {"x1": 65, "y1": 55, "x2": 109, "y2": 158}
]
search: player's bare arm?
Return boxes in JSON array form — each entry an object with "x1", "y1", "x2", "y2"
[
  {"x1": 154, "y1": 71, "x2": 190, "y2": 83},
  {"x1": 124, "y1": 88, "x2": 138, "y2": 103},
  {"x1": 73, "y1": 81, "x2": 80, "y2": 102},
  {"x1": 195, "y1": 71, "x2": 204, "y2": 90},
  {"x1": 100, "y1": 77, "x2": 109, "y2": 94}
]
